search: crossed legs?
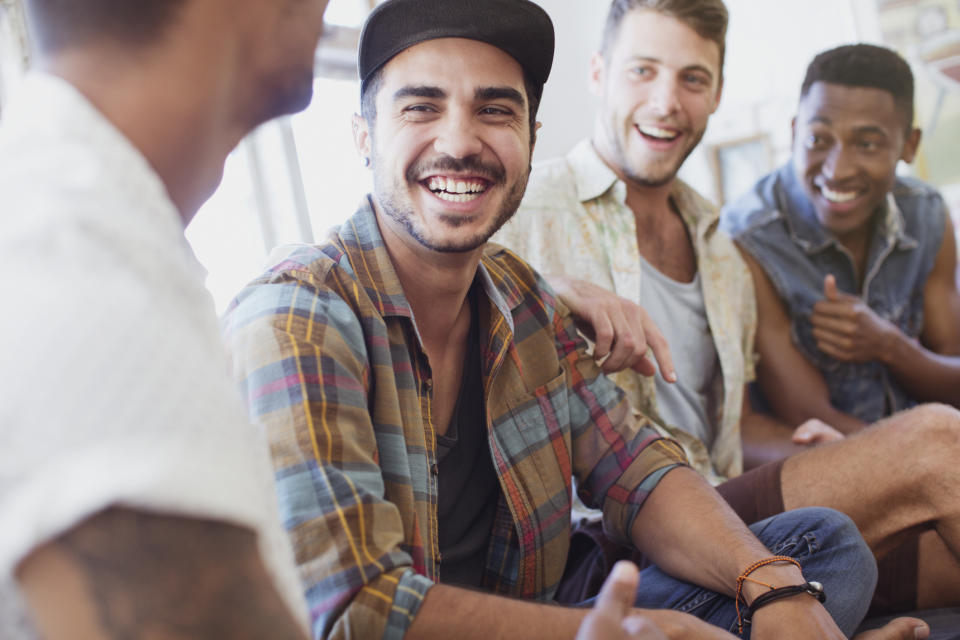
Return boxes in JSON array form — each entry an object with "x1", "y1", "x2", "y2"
[{"x1": 780, "y1": 403, "x2": 960, "y2": 608}]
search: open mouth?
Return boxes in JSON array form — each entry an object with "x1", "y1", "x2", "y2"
[
  {"x1": 636, "y1": 124, "x2": 681, "y2": 142},
  {"x1": 425, "y1": 176, "x2": 490, "y2": 203},
  {"x1": 818, "y1": 184, "x2": 862, "y2": 205}
]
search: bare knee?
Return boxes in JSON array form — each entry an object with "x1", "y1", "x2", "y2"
[
  {"x1": 902, "y1": 403, "x2": 960, "y2": 443},
  {"x1": 887, "y1": 403, "x2": 960, "y2": 477}
]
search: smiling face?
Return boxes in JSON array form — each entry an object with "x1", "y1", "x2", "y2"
[
  {"x1": 792, "y1": 81, "x2": 920, "y2": 241},
  {"x1": 356, "y1": 37, "x2": 534, "y2": 255},
  {"x1": 591, "y1": 9, "x2": 722, "y2": 188}
]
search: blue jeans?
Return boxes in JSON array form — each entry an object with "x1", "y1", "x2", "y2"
[{"x1": 629, "y1": 507, "x2": 877, "y2": 638}]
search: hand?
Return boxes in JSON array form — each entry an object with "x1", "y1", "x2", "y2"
[
  {"x1": 811, "y1": 275, "x2": 898, "y2": 363},
  {"x1": 549, "y1": 275, "x2": 676, "y2": 380},
  {"x1": 853, "y1": 616, "x2": 930, "y2": 639},
  {"x1": 576, "y1": 562, "x2": 667, "y2": 640},
  {"x1": 791, "y1": 419, "x2": 845, "y2": 446}
]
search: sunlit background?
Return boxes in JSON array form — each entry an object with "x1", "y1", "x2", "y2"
[{"x1": 1, "y1": 0, "x2": 958, "y2": 312}]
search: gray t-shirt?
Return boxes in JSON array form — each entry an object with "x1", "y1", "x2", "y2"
[{"x1": 637, "y1": 254, "x2": 723, "y2": 447}]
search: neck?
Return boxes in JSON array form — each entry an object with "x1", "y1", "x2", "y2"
[
  {"x1": 38, "y1": 31, "x2": 250, "y2": 226},
  {"x1": 373, "y1": 203, "x2": 481, "y2": 344},
  {"x1": 590, "y1": 138, "x2": 676, "y2": 222}
]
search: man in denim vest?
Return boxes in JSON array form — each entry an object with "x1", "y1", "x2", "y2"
[
  {"x1": 722, "y1": 44, "x2": 960, "y2": 432},
  {"x1": 721, "y1": 44, "x2": 960, "y2": 611}
]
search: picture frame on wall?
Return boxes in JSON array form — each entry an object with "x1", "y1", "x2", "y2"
[{"x1": 710, "y1": 134, "x2": 773, "y2": 206}]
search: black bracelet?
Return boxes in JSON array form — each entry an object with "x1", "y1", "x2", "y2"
[{"x1": 742, "y1": 581, "x2": 826, "y2": 626}]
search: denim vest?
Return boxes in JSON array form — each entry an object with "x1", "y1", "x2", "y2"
[{"x1": 721, "y1": 163, "x2": 946, "y2": 423}]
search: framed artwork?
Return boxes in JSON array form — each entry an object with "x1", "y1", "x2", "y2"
[
  {"x1": 710, "y1": 134, "x2": 773, "y2": 206},
  {"x1": 875, "y1": 0, "x2": 960, "y2": 187}
]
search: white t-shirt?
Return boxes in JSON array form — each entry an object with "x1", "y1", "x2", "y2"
[{"x1": 0, "y1": 73, "x2": 308, "y2": 637}]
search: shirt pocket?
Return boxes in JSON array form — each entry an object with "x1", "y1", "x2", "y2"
[{"x1": 498, "y1": 371, "x2": 573, "y2": 519}]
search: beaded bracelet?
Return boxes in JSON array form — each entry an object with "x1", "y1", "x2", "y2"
[{"x1": 734, "y1": 556, "x2": 803, "y2": 634}]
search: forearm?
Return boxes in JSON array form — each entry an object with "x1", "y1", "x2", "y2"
[
  {"x1": 17, "y1": 508, "x2": 307, "y2": 640},
  {"x1": 407, "y1": 584, "x2": 586, "y2": 640},
  {"x1": 882, "y1": 332, "x2": 960, "y2": 407},
  {"x1": 628, "y1": 467, "x2": 802, "y2": 600}
]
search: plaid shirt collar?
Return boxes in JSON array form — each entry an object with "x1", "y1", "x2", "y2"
[{"x1": 337, "y1": 197, "x2": 521, "y2": 335}]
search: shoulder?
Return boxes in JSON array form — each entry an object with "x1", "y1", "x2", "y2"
[
  {"x1": 523, "y1": 155, "x2": 579, "y2": 203},
  {"x1": 482, "y1": 243, "x2": 561, "y2": 319},
  {"x1": 508, "y1": 157, "x2": 579, "y2": 224},
  {"x1": 720, "y1": 166, "x2": 788, "y2": 239},
  {"x1": 892, "y1": 176, "x2": 948, "y2": 222},
  {"x1": 225, "y1": 236, "x2": 374, "y2": 356}
]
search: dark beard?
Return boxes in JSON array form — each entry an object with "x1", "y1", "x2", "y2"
[{"x1": 375, "y1": 155, "x2": 529, "y2": 253}]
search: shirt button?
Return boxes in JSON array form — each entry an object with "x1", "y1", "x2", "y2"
[
  {"x1": 426, "y1": 378, "x2": 434, "y2": 389},
  {"x1": 430, "y1": 463, "x2": 439, "y2": 476}
]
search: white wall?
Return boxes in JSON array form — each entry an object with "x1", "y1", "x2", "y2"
[{"x1": 531, "y1": 0, "x2": 880, "y2": 205}]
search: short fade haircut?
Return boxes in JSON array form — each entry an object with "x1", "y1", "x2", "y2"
[
  {"x1": 801, "y1": 44, "x2": 915, "y2": 131},
  {"x1": 600, "y1": 0, "x2": 729, "y2": 80},
  {"x1": 359, "y1": 64, "x2": 543, "y2": 144},
  {"x1": 24, "y1": 0, "x2": 187, "y2": 53}
]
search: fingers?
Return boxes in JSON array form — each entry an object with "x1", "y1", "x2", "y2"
[
  {"x1": 594, "y1": 561, "x2": 640, "y2": 618},
  {"x1": 823, "y1": 274, "x2": 840, "y2": 301},
  {"x1": 810, "y1": 312, "x2": 857, "y2": 335},
  {"x1": 631, "y1": 309, "x2": 676, "y2": 383},
  {"x1": 812, "y1": 328, "x2": 858, "y2": 362},
  {"x1": 621, "y1": 615, "x2": 668, "y2": 639},
  {"x1": 852, "y1": 616, "x2": 929, "y2": 640},
  {"x1": 792, "y1": 419, "x2": 845, "y2": 445},
  {"x1": 591, "y1": 310, "x2": 616, "y2": 361},
  {"x1": 601, "y1": 305, "x2": 641, "y2": 374}
]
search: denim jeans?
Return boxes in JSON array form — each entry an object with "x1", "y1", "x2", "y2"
[{"x1": 628, "y1": 507, "x2": 877, "y2": 638}]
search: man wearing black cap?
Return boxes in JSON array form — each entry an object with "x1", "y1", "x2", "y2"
[{"x1": 224, "y1": 1, "x2": 886, "y2": 639}]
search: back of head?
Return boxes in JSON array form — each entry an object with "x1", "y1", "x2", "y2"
[
  {"x1": 24, "y1": 0, "x2": 187, "y2": 54},
  {"x1": 600, "y1": 0, "x2": 728, "y2": 77},
  {"x1": 800, "y1": 44, "x2": 915, "y2": 130}
]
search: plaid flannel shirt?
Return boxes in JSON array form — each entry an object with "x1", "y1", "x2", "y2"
[{"x1": 224, "y1": 199, "x2": 688, "y2": 640}]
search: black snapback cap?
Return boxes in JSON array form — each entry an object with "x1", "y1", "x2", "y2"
[{"x1": 358, "y1": 0, "x2": 555, "y2": 101}]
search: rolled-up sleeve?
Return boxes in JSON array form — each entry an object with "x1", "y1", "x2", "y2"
[{"x1": 551, "y1": 300, "x2": 689, "y2": 546}]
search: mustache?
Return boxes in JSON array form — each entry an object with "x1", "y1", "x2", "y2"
[{"x1": 407, "y1": 155, "x2": 505, "y2": 185}]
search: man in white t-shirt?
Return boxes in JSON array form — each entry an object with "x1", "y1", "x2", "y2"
[{"x1": 0, "y1": 0, "x2": 329, "y2": 637}]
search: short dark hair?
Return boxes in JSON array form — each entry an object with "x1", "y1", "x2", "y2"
[
  {"x1": 801, "y1": 44, "x2": 915, "y2": 131},
  {"x1": 600, "y1": 0, "x2": 729, "y2": 80},
  {"x1": 24, "y1": 0, "x2": 187, "y2": 53},
  {"x1": 359, "y1": 64, "x2": 542, "y2": 144}
]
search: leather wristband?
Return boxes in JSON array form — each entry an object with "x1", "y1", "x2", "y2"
[{"x1": 742, "y1": 581, "x2": 827, "y2": 625}]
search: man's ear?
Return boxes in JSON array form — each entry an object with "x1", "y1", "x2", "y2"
[
  {"x1": 901, "y1": 127, "x2": 922, "y2": 164},
  {"x1": 531, "y1": 120, "x2": 542, "y2": 154},
  {"x1": 352, "y1": 113, "x2": 372, "y2": 163},
  {"x1": 588, "y1": 51, "x2": 605, "y2": 98},
  {"x1": 790, "y1": 116, "x2": 798, "y2": 149}
]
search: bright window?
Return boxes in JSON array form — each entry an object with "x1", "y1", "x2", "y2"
[{"x1": 186, "y1": 0, "x2": 374, "y2": 313}]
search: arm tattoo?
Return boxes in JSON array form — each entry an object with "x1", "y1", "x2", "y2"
[{"x1": 48, "y1": 508, "x2": 305, "y2": 640}]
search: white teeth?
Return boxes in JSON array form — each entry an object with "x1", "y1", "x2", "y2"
[
  {"x1": 638, "y1": 124, "x2": 679, "y2": 140},
  {"x1": 820, "y1": 186, "x2": 858, "y2": 203},
  {"x1": 426, "y1": 176, "x2": 487, "y2": 196},
  {"x1": 434, "y1": 191, "x2": 480, "y2": 203}
]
